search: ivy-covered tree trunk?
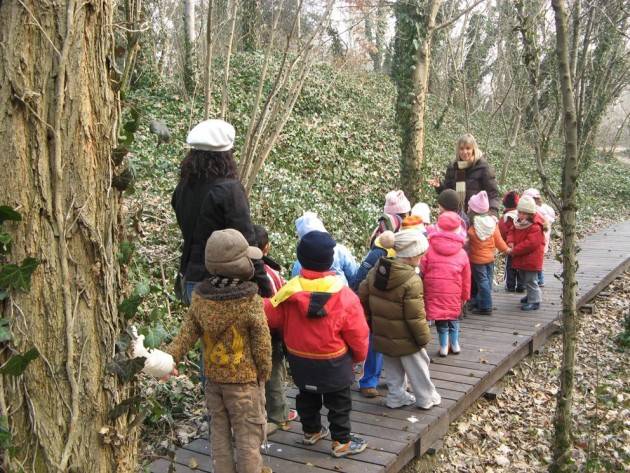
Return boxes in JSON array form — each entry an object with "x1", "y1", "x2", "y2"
[
  {"x1": 393, "y1": 0, "x2": 442, "y2": 204},
  {"x1": 0, "y1": 2, "x2": 136, "y2": 472},
  {"x1": 241, "y1": 0, "x2": 261, "y2": 51},
  {"x1": 551, "y1": 1, "x2": 580, "y2": 471},
  {"x1": 183, "y1": 0, "x2": 197, "y2": 95}
]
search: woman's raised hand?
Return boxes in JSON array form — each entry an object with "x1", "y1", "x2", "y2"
[{"x1": 427, "y1": 177, "x2": 441, "y2": 188}]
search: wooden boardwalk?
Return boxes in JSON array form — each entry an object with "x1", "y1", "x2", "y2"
[{"x1": 150, "y1": 221, "x2": 630, "y2": 473}]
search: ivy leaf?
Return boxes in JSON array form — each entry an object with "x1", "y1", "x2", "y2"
[
  {"x1": 0, "y1": 348, "x2": 39, "y2": 376},
  {"x1": 108, "y1": 395, "x2": 143, "y2": 420},
  {"x1": 118, "y1": 295, "x2": 143, "y2": 320},
  {"x1": 0, "y1": 232, "x2": 11, "y2": 253},
  {"x1": 106, "y1": 355, "x2": 146, "y2": 383},
  {"x1": 0, "y1": 319, "x2": 10, "y2": 342},
  {"x1": 0, "y1": 206, "x2": 21, "y2": 225},
  {"x1": 0, "y1": 258, "x2": 39, "y2": 292},
  {"x1": 0, "y1": 415, "x2": 10, "y2": 449},
  {"x1": 139, "y1": 323, "x2": 168, "y2": 349}
]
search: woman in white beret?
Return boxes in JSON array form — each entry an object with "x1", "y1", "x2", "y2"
[{"x1": 172, "y1": 119, "x2": 273, "y2": 305}]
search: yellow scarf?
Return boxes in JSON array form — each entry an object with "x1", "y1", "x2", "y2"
[{"x1": 269, "y1": 275, "x2": 344, "y2": 307}]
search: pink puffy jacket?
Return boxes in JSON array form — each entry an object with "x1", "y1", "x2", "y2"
[{"x1": 421, "y1": 231, "x2": 471, "y2": 321}]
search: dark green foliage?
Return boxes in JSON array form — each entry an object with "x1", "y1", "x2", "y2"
[
  {"x1": 117, "y1": 240, "x2": 136, "y2": 265},
  {"x1": 139, "y1": 322, "x2": 169, "y2": 349},
  {"x1": 109, "y1": 395, "x2": 144, "y2": 420},
  {"x1": 106, "y1": 354, "x2": 146, "y2": 383},
  {"x1": 0, "y1": 206, "x2": 21, "y2": 224},
  {"x1": 615, "y1": 310, "x2": 630, "y2": 350},
  {"x1": 0, "y1": 348, "x2": 39, "y2": 376},
  {"x1": 0, "y1": 257, "x2": 39, "y2": 292},
  {"x1": 118, "y1": 294, "x2": 143, "y2": 320},
  {"x1": 0, "y1": 415, "x2": 10, "y2": 450},
  {"x1": 0, "y1": 319, "x2": 10, "y2": 342}
]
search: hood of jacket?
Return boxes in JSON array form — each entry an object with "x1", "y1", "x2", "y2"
[
  {"x1": 373, "y1": 258, "x2": 418, "y2": 292},
  {"x1": 428, "y1": 231, "x2": 465, "y2": 256},
  {"x1": 473, "y1": 215, "x2": 497, "y2": 241}
]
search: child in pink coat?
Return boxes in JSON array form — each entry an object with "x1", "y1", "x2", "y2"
[{"x1": 422, "y1": 212, "x2": 471, "y2": 356}]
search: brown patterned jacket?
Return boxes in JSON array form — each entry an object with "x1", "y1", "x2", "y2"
[{"x1": 165, "y1": 280, "x2": 272, "y2": 384}]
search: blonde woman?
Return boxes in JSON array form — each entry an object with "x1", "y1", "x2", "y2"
[{"x1": 429, "y1": 133, "x2": 500, "y2": 216}]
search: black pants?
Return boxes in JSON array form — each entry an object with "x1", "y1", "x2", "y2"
[
  {"x1": 505, "y1": 255, "x2": 523, "y2": 290},
  {"x1": 296, "y1": 386, "x2": 352, "y2": 443}
]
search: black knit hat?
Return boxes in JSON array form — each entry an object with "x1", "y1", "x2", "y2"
[
  {"x1": 502, "y1": 191, "x2": 520, "y2": 210},
  {"x1": 297, "y1": 231, "x2": 336, "y2": 272},
  {"x1": 438, "y1": 189, "x2": 460, "y2": 212}
]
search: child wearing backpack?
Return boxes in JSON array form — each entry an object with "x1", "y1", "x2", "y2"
[
  {"x1": 422, "y1": 212, "x2": 471, "y2": 356},
  {"x1": 508, "y1": 196, "x2": 547, "y2": 311},
  {"x1": 135, "y1": 229, "x2": 273, "y2": 473},
  {"x1": 253, "y1": 225, "x2": 298, "y2": 435},
  {"x1": 467, "y1": 191, "x2": 511, "y2": 315},
  {"x1": 359, "y1": 230, "x2": 441, "y2": 410},
  {"x1": 265, "y1": 231, "x2": 369, "y2": 458}
]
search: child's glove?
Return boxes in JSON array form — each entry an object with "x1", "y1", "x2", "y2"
[
  {"x1": 130, "y1": 326, "x2": 176, "y2": 379},
  {"x1": 353, "y1": 362, "x2": 365, "y2": 382}
]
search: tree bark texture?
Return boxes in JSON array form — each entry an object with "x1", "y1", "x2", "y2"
[
  {"x1": 0, "y1": 2, "x2": 135, "y2": 472},
  {"x1": 183, "y1": 0, "x2": 197, "y2": 95},
  {"x1": 551, "y1": 0, "x2": 580, "y2": 471},
  {"x1": 241, "y1": 0, "x2": 262, "y2": 51},
  {"x1": 394, "y1": 0, "x2": 442, "y2": 204}
]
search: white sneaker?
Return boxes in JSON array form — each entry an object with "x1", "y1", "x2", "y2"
[
  {"x1": 439, "y1": 345, "x2": 448, "y2": 357},
  {"x1": 386, "y1": 392, "x2": 416, "y2": 409},
  {"x1": 450, "y1": 341, "x2": 461, "y2": 354}
]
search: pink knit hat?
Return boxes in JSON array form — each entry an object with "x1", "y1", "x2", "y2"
[
  {"x1": 523, "y1": 188, "x2": 541, "y2": 199},
  {"x1": 436, "y1": 211, "x2": 461, "y2": 232},
  {"x1": 384, "y1": 190, "x2": 411, "y2": 215},
  {"x1": 468, "y1": 191, "x2": 489, "y2": 214}
]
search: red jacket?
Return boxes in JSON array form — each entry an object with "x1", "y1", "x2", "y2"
[
  {"x1": 421, "y1": 231, "x2": 471, "y2": 321},
  {"x1": 264, "y1": 269, "x2": 369, "y2": 393},
  {"x1": 507, "y1": 214, "x2": 546, "y2": 272},
  {"x1": 498, "y1": 209, "x2": 517, "y2": 240}
]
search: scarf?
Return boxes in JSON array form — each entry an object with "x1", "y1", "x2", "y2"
[
  {"x1": 208, "y1": 275, "x2": 244, "y2": 288},
  {"x1": 269, "y1": 274, "x2": 344, "y2": 307},
  {"x1": 455, "y1": 160, "x2": 473, "y2": 210},
  {"x1": 473, "y1": 215, "x2": 496, "y2": 241},
  {"x1": 513, "y1": 218, "x2": 533, "y2": 230}
]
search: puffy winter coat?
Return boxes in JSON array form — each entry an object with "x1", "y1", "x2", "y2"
[
  {"x1": 165, "y1": 281, "x2": 272, "y2": 384},
  {"x1": 468, "y1": 216, "x2": 509, "y2": 265},
  {"x1": 264, "y1": 269, "x2": 369, "y2": 393},
  {"x1": 358, "y1": 258, "x2": 430, "y2": 357},
  {"x1": 291, "y1": 244, "x2": 359, "y2": 286},
  {"x1": 172, "y1": 178, "x2": 272, "y2": 296},
  {"x1": 350, "y1": 239, "x2": 396, "y2": 292},
  {"x1": 437, "y1": 158, "x2": 500, "y2": 213},
  {"x1": 421, "y1": 232, "x2": 471, "y2": 321},
  {"x1": 507, "y1": 214, "x2": 546, "y2": 272}
]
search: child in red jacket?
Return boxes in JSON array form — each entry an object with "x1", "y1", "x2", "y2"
[
  {"x1": 498, "y1": 191, "x2": 524, "y2": 293},
  {"x1": 508, "y1": 196, "x2": 547, "y2": 311},
  {"x1": 264, "y1": 231, "x2": 369, "y2": 458}
]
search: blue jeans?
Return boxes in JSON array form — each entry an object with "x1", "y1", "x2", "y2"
[
  {"x1": 435, "y1": 320, "x2": 460, "y2": 346},
  {"x1": 538, "y1": 271, "x2": 544, "y2": 286},
  {"x1": 472, "y1": 263, "x2": 494, "y2": 311},
  {"x1": 505, "y1": 255, "x2": 523, "y2": 290},
  {"x1": 359, "y1": 335, "x2": 383, "y2": 389}
]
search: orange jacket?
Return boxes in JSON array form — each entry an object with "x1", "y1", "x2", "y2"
[{"x1": 468, "y1": 224, "x2": 508, "y2": 264}]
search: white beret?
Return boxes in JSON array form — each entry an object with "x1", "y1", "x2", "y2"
[{"x1": 186, "y1": 119, "x2": 235, "y2": 151}]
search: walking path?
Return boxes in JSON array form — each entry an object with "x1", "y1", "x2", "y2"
[{"x1": 150, "y1": 220, "x2": 630, "y2": 473}]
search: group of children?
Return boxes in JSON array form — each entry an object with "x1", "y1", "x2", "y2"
[{"x1": 133, "y1": 186, "x2": 554, "y2": 473}]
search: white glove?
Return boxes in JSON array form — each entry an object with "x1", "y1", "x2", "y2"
[{"x1": 130, "y1": 327, "x2": 175, "y2": 378}]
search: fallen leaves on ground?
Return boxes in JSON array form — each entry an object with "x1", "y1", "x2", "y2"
[{"x1": 405, "y1": 271, "x2": 629, "y2": 473}]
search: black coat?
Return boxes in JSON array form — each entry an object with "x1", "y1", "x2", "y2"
[
  {"x1": 438, "y1": 158, "x2": 500, "y2": 213},
  {"x1": 171, "y1": 177, "x2": 272, "y2": 297}
]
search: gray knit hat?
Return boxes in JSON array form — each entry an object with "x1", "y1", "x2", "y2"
[{"x1": 204, "y1": 229, "x2": 263, "y2": 280}]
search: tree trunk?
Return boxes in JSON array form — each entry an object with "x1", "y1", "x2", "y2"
[
  {"x1": 394, "y1": 0, "x2": 442, "y2": 204},
  {"x1": 241, "y1": 0, "x2": 261, "y2": 51},
  {"x1": 183, "y1": 0, "x2": 197, "y2": 95},
  {"x1": 204, "y1": 0, "x2": 215, "y2": 119},
  {"x1": 551, "y1": 1, "x2": 580, "y2": 471},
  {"x1": 0, "y1": 2, "x2": 135, "y2": 472}
]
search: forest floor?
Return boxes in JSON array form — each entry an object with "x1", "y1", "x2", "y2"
[{"x1": 403, "y1": 271, "x2": 630, "y2": 473}]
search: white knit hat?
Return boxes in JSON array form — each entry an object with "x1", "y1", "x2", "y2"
[
  {"x1": 522, "y1": 188, "x2": 541, "y2": 199},
  {"x1": 384, "y1": 190, "x2": 411, "y2": 215},
  {"x1": 394, "y1": 230, "x2": 429, "y2": 258},
  {"x1": 295, "y1": 212, "x2": 327, "y2": 239},
  {"x1": 186, "y1": 119, "x2": 235, "y2": 151},
  {"x1": 517, "y1": 196, "x2": 537, "y2": 214},
  {"x1": 411, "y1": 202, "x2": 431, "y2": 224}
]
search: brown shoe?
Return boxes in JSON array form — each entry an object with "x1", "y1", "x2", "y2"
[{"x1": 360, "y1": 387, "x2": 379, "y2": 398}]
